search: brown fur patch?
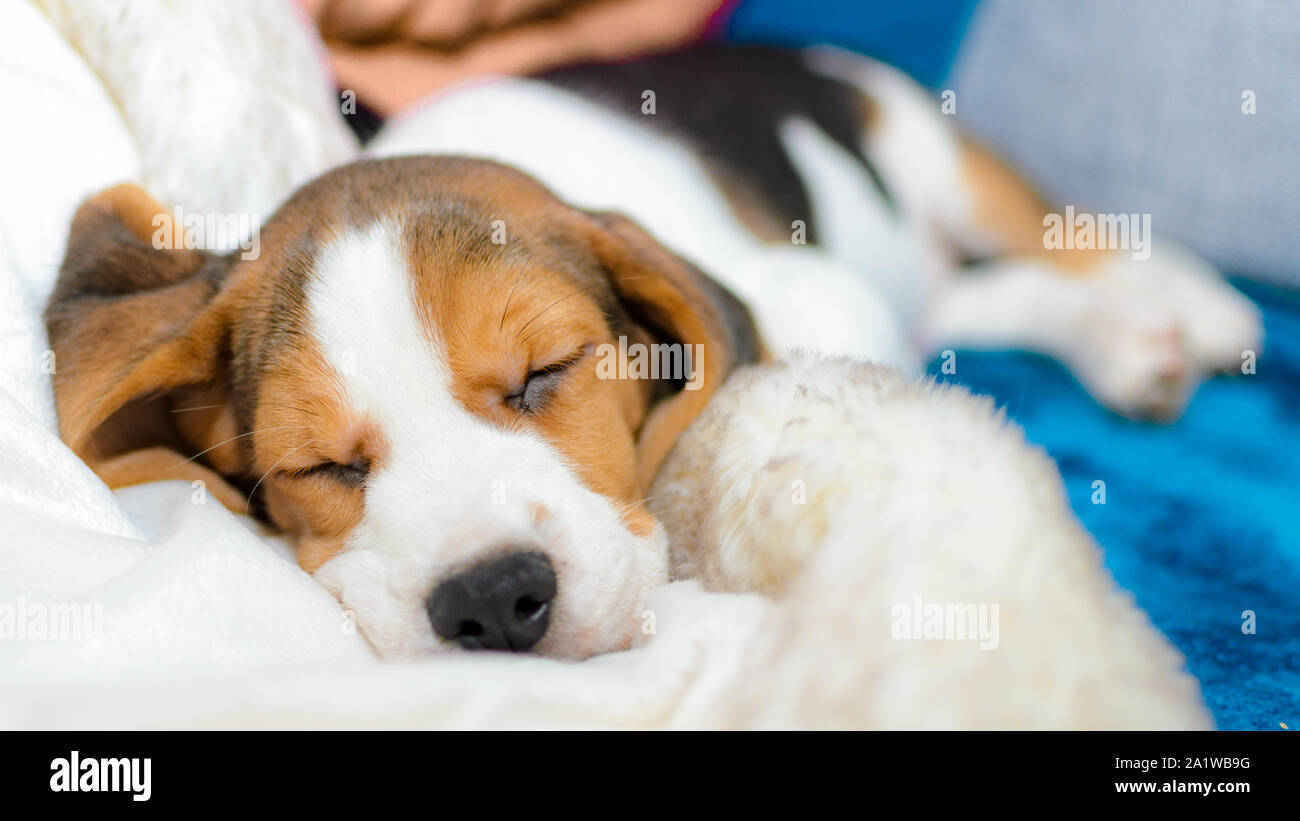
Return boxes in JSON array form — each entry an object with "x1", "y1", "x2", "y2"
[
  {"x1": 959, "y1": 137, "x2": 1109, "y2": 273},
  {"x1": 581, "y1": 211, "x2": 750, "y2": 492},
  {"x1": 420, "y1": 257, "x2": 652, "y2": 517},
  {"x1": 45, "y1": 184, "x2": 244, "y2": 484},
  {"x1": 703, "y1": 162, "x2": 790, "y2": 243},
  {"x1": 252, "y1": 332, "x2": 384, "y2": 571},
  {"x1": 398, "y1": 180, "x2": 662, "y2": 532}
]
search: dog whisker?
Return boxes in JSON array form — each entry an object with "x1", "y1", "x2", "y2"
[
  {"x1": 169, "y1": 425, "x2": 309, "y2": 469},
  {"x1": 258, "y1": 402, "x2": 333, "y2": 420},
  {"x1": 610, "y1": 494, "x2": 677, "y2": 516},
  {"x1": 245, "y1": 439, "x2": 319, "y2": 516},
  {"x1": 519, "y1": 310, "x2": 594, "y2": 345},
  {"x1": 642, "y1": 503, "x2": 713, "y2": 518},
  {"x1": 498, "y1": 248, "x2": 535, "y2": 333},
  {"x1": 516, "y1": 283, "x2": 604, "y2": 336}
]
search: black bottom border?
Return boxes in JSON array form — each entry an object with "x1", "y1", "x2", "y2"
[{"x1": 5, "y1": 730, "x2": 1290, "y2": 807}]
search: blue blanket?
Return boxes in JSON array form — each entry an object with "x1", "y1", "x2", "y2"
[{"x1": 926, "y1": 279, "x2": 1300, "y2": 730}]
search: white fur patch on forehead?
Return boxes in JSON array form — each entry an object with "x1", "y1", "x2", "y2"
[{"x1": 305, "y1": 220, "x2": 462, "y2": 442}]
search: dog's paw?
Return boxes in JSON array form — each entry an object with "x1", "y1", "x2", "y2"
[
  {"x1": 1139, "y1": 243, "x2": 1263, "y2": 373},
  {"x1": 1066, "y1": 246, "x2": 1261, "y2": 420},
  {"x1": 1067, "y1": 285, "x2": 1196, "y2": 421}
]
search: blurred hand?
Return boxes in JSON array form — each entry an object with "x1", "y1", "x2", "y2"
[{"x1": 299, "y1": 0, "x2": 727, "y2": 115}]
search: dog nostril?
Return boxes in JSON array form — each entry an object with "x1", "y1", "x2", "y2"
[
  {"x1": 515, "y1": 596, "x2": 547, "y2": 623},
  {"x1": 457, "y1": 620, "x2": 485, "y2": 638},
  {"x1": 426, "y1": 551, "x2": 557, "y2": 653}
]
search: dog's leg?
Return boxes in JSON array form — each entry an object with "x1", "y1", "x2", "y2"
[
  {"x1": 921, "y1": 137, "x2": 1261, "y2": 418},
  {"x1": 920, "y1": 258, "x2": 1205, "y2": 419},
  {"x1": 803, "y1": 50, "x2": 1243, "y2": 417},
  {"x1": 944, "y1": 139, "x2": 1106, "y2": 269}
]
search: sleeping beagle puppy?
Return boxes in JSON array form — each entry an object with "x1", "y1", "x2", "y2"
[{"x1": 45, "y1": 156, "x2": 760, "y2": 660}]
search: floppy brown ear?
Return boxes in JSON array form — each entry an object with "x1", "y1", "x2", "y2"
[
  {"x1": 583, "y1": 210, "x2": 764, "y2": 492},
  {"x1": 44, "y1": 184, "x2": 248, "y2": 509}
]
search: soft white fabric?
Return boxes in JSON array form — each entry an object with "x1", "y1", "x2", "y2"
[{"x1": 0, "y1": 0, "x2": 379, "y2": 721}]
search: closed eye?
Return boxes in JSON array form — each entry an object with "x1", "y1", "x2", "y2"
[
  {"x1": 505, "y1": 350, "x2": 584, "y2": 414},
  {"x1": 286, "y1": 458, "x2": 369, "y2": 488}
]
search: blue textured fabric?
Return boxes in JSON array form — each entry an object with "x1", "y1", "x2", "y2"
[
  {"x1": 927, "y1": 279, "x2": 1300, "y2": 730},
  {"x1": 723, "y1": 0, "x2": 978, "y2": 88}
]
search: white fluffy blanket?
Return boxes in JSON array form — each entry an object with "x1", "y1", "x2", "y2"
[{"x1": 0, "y1": 0, "x2": 1209, "y2": 729}]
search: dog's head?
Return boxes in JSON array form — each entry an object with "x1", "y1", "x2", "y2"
[{"x1": 46, "y1": 157, "x2": 760, "y2": 659}]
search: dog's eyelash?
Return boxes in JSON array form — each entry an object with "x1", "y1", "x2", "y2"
[
  {"x1": 505, "y1": 352, "x2": 583, "y2": 414},
  {"x1": 289, "y1": 458, "x2": 370, "y2": 487}
]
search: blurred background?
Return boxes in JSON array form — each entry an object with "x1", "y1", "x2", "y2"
[{"x1": 301, "y1": 0, "x2": 1298, "y2": 729}]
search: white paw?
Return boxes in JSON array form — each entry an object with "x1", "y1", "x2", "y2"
[
  {"x1": 1068, "y1": 299, "x2": 1196, "y2": 421},
  {"x1": 1067, "y1": 245, "x2": 1261, "y2": 420},
  {"x1": 1137, "y1": 243, "x2": 1263, "y2": 372}
]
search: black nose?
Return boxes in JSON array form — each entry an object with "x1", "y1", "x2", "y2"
[{"x1": 427, "y1": 551, "x2": 557, "y2": 652}]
